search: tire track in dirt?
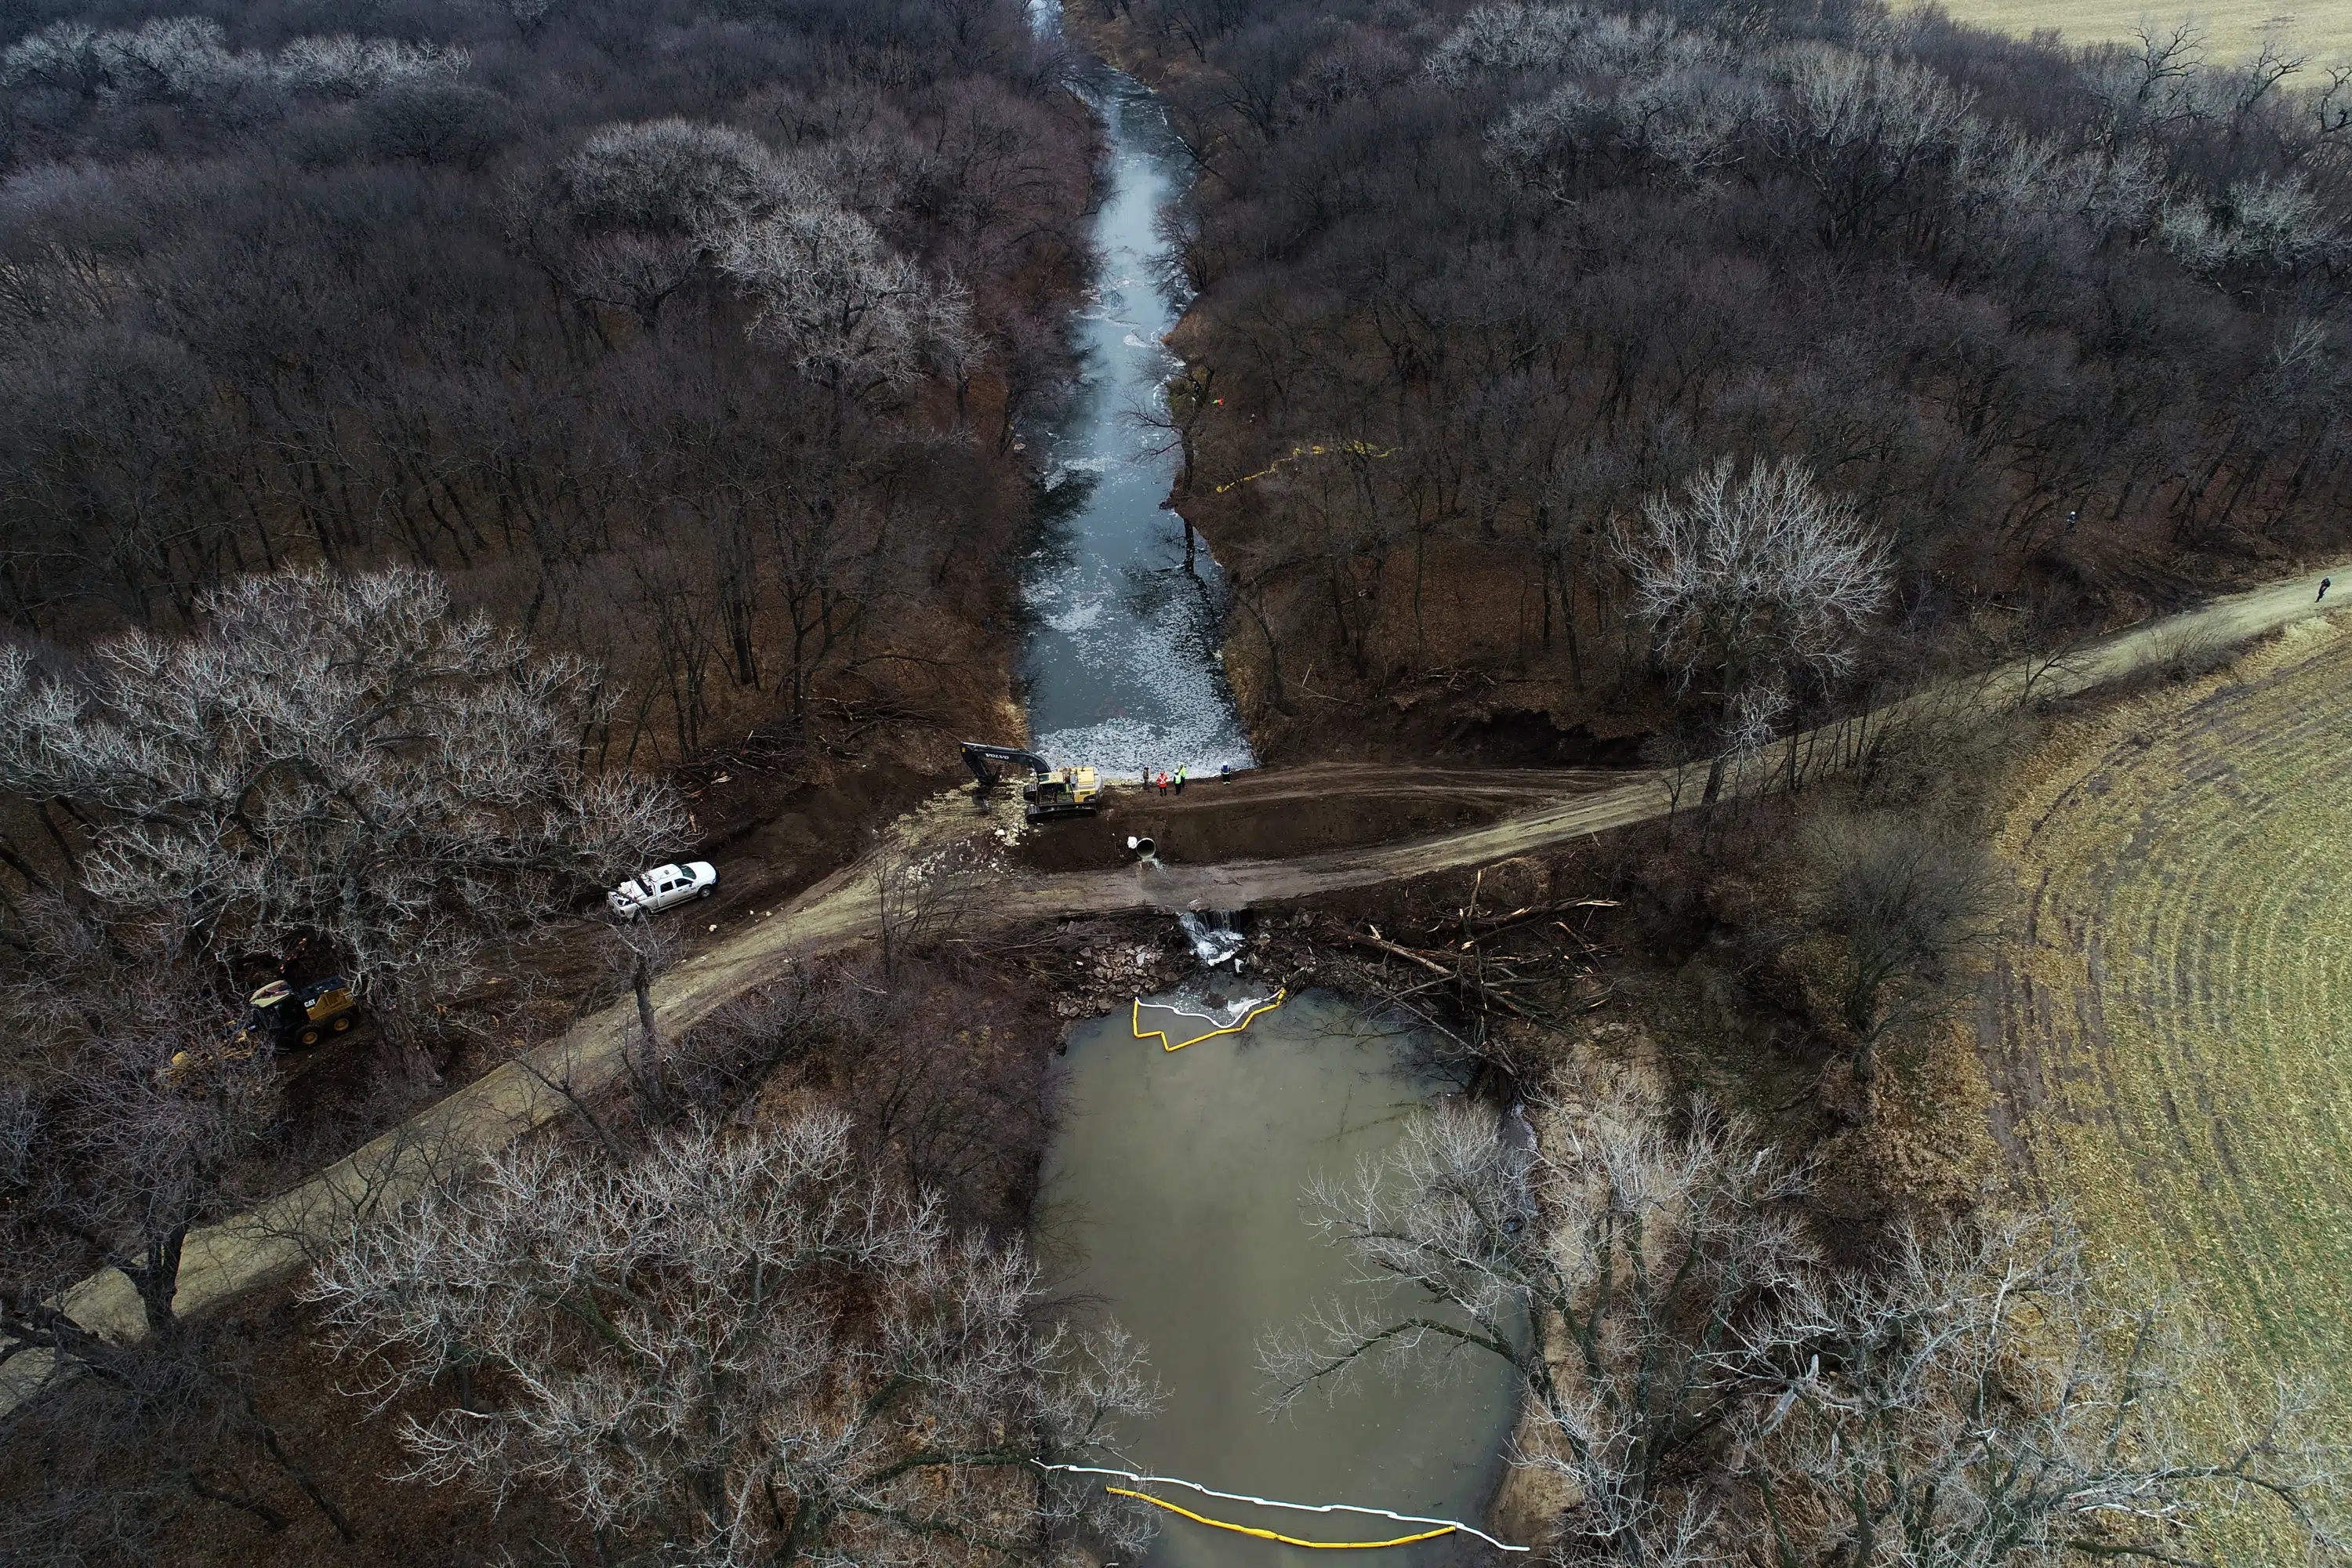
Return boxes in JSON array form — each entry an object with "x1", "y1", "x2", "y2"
[
  {"x1": 9, "y1": 561, "x2": 2350, "y2": 1410},
  {"x1": 1984, "y1": 613, "x2": 2352, "y2": 1564}
]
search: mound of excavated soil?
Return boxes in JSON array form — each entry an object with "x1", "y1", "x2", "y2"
[{"x1": 1011, "y1": 763, "x2": 1600, "y2": 873}]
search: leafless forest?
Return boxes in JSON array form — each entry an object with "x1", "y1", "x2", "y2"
[
  {"x1": 0, "y1": 0, "x2": 1094, "y2": 760},
  {"x1": 3, "y1": 0, "x2": 2351, "y2": 1562},
  {"x1": 1098, "y1": 0, "x2": 2352, "y2": 757},
  {"x1": 0, "y1": 0, "x2": 1126, "y2": 1558}
]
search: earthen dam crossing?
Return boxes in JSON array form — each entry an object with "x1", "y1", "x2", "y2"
[{"x1": 5, "y1": 559, "x2": 2347, "y2": 1413}]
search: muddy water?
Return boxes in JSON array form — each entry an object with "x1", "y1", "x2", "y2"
[
  {"x1": 1015, "y1": 51, "x2": 1253, "y2": 779},
  {"x1": 1037, "y1": 992, "x2": 1517, "y2": 1566}
]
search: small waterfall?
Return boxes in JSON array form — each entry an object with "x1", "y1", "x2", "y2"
[{"x1": 1177, "y1": 909, "x2": 1247, "y2": 968}]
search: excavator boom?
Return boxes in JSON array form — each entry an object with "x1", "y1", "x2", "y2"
[
  {"x1": 960, "y1": 742, "x2": 1054, "y2": 788},
  {"x1": 960, "y1": 741, "x2": 1100, "y2": 822}
]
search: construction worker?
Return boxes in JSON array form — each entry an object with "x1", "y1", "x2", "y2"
[
  {"x1": 1156, "y1": 770, "x2": 1170, "y2": 796},
  {"x1": 1221, "y1": 762, "x2": 1231, "y2": 782},
  {"x1": 1175, "y1": 766, "x2": 1186, "y2": 795}
]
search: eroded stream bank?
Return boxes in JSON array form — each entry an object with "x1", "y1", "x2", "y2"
[{"x1": 1036, "y1": 989, "x2": 1517, "y2": 1566}]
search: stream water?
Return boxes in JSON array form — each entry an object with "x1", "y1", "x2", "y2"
[
  {"x1": 1015, "y1": 56, "x2": 1254, "y2": 780},
  {"x1": 1017, "y1": 21, "x2": 1514, "y2": 1558},
  {"x1": 1037, "y1": 993, "x2": 1519, "y2": 1566}
]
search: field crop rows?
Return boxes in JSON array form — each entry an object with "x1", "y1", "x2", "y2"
[
  {"x1": 1987, "y1": 617, "x2": 2352, "y2": 1559},
  {"x1": 1920, "y1": 0, "x2": 2352, "y2": 63}
]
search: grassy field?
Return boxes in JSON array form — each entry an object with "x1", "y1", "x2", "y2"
[
  {"x1": 1984, "y1": 613, "x2": 2352, "y2": 1559},
  {"x1": 1913, "y1": 0, "x2": 2352, "y2": 63}
]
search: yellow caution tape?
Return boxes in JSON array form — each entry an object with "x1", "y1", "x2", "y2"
[
  {"x1": 1211, "y1": 441, "x2": 1397, "y2": 494},
  {"x1": 1131, "y1": 989, "x2": 1287, "y2": 1051},
  {"x1": 1108, "y1": 1488, "x2": 1456, "y2": 1549}
]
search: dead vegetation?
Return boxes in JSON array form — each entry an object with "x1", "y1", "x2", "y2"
[
  {"x1": 2, "y1": 869, "x2": 1094, "y2": 1563},
  {"x1": 1259, "y1": 1073, "x2": 2350, "y2": 1567}
]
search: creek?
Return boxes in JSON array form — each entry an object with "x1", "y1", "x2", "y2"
[
  {"x1": 1018, "y1": 21, "x2": 1516, "y2": 1559},
  {"x1": 1036, "y1": 992, "x2": 1519, "y2": 1566},
  {"x1": 1015, "y1": 41, "x2": 1254, "y2": 779}
]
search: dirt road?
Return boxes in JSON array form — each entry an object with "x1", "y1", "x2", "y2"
[{"x1": 9, "y1": 558, "x2": 2347, "y2": 1407}]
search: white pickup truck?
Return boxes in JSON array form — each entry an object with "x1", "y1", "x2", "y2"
[{"x1": 608, "y1": 861, "x2": 719, "y2": 920}]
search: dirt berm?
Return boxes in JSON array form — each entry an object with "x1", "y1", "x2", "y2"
[
  {"x1": 1014, "y1": 763, "x2": 1625, "y2": 873},
  {"x1": 5, "y1": 554, "x2": 2346, "y2": 1414}
]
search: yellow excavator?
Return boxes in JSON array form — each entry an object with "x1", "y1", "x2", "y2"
[{"x1": 960, "y1": 742, "x2": 1101, "y2": 822}]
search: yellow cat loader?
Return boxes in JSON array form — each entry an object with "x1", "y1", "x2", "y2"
[
  {"x1": 162, "y1": 976, "x2": 362, "y2": 1087},
  {"x1": 247, "y1": 976, "x2": 362, "y2": 1047},
  {"x1": 960, "y1": 742, "x2": 1101, "y2": 823}
]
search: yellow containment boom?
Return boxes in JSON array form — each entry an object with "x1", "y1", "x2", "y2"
[
  {"x1": 1108, "y1": 1488, "x2": 1454, "y2": 1549},
  {"x1": 1131, "y1": 989, "x2": 1287, "y2": 1051},
  {"x1": 1033, "y1": 1463, "x2": 1529, "y2": 1553}
]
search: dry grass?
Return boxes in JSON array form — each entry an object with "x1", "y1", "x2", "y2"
[
  {"x1": 1911, "y1": 0, "x2": 2352, "y2": 64},
  {"x1": 1984, "y1": 611, "x2": 2352, "y2": 1562}
]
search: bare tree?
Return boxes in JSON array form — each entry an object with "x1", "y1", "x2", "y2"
[
  {"x1": 1486, "y1": 32, "x2": 1759, "y2": 200},
  {"x1": 0, "y1": 902, "x2": 271, "y2": 1355},
  {"x1": 1769, "y1": 46, "x2": 1977, "y2": 249},
  {"x1": 0, "y1": 565, "x2": 686, "y2": 1080},
  {"x1": 819, "y1": 950, "x2": 1054, "y2": 1228},
  {"x1": 512, "y1": 118, "x2": 806, "y2": 332},
  {"x1": 308, "y1": 1109, "x2": 1157, "y2": 1567},
  {"x1": 536, "y1": 929, "x2": 824, "y2": 1145},
  {"x1": 0, "y1": 902, "x2": 356, "y2": 1544},
  {"x1": 1741, "y1": 1212, "x2": 2350, "y2": 1568},
  {"x1": 1261, "y1": 1090, "x2": 1817, "y2": 1566},
  {"x1": 556, "y1": 119, "x2": 801, "y2": 239},
  {"x1": 716, "y1": 204, "x2": 975, "y2": 404},
  {"x1": 1262, "y1": 1088, "x2": 2347, "y2": 1568},
  {"x1": 700, "y1": 203, "x2": 975, "y2": 719},
  {"x1": 0, "y1": 1314, "x2": 357, "y2": 1558},
  {"x1": 2083, "y1": 20, "x2": 2212, "y2": 152},
  {"x1": 270, "y1": 35, "x2": 472, "y2": 99},
  {"x1": 872, "y1": 829, "x2": 988, "y2": 981},
  {"x1": 2161, "y1": 172, "x2": 2346, "y2": 280},
  {"x1": 0, "y1": 17, "x2": 466, "y2": 113},
  {"x1": 1802, "y1": 813, "x2": 2006, "y2": 1083},
  {"x1": 1615, "y1": 458, "x2": 1892, "y2": 803},
  {"x1": 603, "y1": 906, "x2": 688, "y2": 1105},
  {"x1": 1425, "y1": 4, "x2": 1693, "y2": 89}
]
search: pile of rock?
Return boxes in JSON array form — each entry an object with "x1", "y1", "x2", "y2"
[{"x1": 1050, "y1": 938, "x2": 1182, "y2": 1019}]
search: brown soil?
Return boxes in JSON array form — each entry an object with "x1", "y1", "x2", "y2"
[
  {"x1": 0, "y1": 1280, "x2": 587, "y2": 1567},
  {"x1": 674, "y1": 752, "x2": 954, "y2": 923},
  {"x1": 1012, "y1": 763, "x2": 1617, "y2": 873},
  {"x1": 1235, "y1": 673, "x2": 1664, "y2": 771}
]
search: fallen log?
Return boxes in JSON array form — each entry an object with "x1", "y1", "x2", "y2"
[{"x1": 1341, "y1": 929, "x2": 1545, "y2": 1022}]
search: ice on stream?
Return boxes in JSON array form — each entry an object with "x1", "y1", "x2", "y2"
[
  {"x1": 1043, "y1": 595, "x2": 1108, "y2": 635},
  {"x1": 1011, "y1": 68, "x2": 1254, "y2": 785}
]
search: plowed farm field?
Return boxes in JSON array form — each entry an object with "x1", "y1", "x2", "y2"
[
  {"x1": 1986, "y1": 612, "x2": 2352, "y2": 1556},
  {"x1": 1916, "y1": 0, "x2": 2352, "y2": 64}
]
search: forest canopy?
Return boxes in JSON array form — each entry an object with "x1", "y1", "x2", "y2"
[
  {"x1": 1090, "y1": 0, "x2": 2352, "y2": 760},
  {"x1": 0, "y1": 0, "x2": 1096, "y2": 763}
]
